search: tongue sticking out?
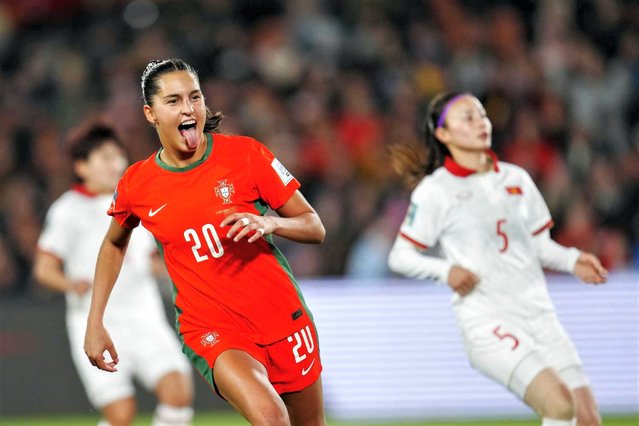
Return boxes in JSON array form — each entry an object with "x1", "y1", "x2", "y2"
[{"x1": 180, "y1": 127, "x2": 200, "y2": 150}]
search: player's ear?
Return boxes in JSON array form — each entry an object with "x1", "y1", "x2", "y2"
[
  {"x1": 74, "y1": 159, "x2": 88, "y2": 182},
  {"x1": 434, "y1": 126, "x2": 449, "y2": 143},
  {"x1": 143, "y1": 105, "x2": 157, "y2": 126}
]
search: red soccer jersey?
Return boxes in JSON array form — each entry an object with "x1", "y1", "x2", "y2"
[{"x1": 108, "y1": 133, "x2": 311, "y2": 344}]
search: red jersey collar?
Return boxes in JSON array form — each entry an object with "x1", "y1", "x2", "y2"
[
  {"x1": 444, "y1": 150, "x2": 500, "y2": 177},
  {"x1": 72, "y1": 184, "x2": 99, "y2": 197}
]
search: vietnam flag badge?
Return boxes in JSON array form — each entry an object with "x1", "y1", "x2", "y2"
[{"x1": 506, "y1": 186, "x2": 523, "y2": 195}]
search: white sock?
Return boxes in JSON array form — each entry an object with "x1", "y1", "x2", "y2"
[
  {"x1": 152, "y1": 403, "x2": 194, "y2": 426},
  {"x1": 97, "y1": 421, "x2": 111, "y2": 426},
  {"x1": 541, "y1": 418, "x2": 576, "y2": 426}
]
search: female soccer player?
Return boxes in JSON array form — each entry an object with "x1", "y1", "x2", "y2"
[
  {"x1": 84, "y1": 59, "x2": 327, "y2": 426},
  {"x1": 34, "y1": 124, "x2": 193, "y2": 426},
  {"x1": 388, "y1": 92, "x2": 607, "y2": 426}
]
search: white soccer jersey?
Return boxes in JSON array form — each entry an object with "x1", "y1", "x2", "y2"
[
  {"x1": 395, "y1": 155, "x2": 576, "y2": 319},
  {"x1": 37, "y1": 185, "x2": 192, "y2": 408},
  {"x1": 37, "y1": 185, "x2": 167, "y2": 326}
]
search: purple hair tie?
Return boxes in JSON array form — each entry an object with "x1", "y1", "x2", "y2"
[{"x1": 436, "y1": 94, "x2": 468, "y2": 129}]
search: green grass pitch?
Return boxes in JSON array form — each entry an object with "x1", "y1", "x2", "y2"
[{"x1": 1, "y1": 412, "x2": 637, "y2": 425}]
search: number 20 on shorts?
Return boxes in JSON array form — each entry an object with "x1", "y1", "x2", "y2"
[{"x1": 287, "y1": 326, "x2": 315, "y2": 363}]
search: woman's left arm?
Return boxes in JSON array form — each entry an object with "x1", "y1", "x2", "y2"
[
  {"x1": 221, "y1": 190, "x2": 325, "y2": 244},
  {"x1": 533, "y1": 230, "x2": 607, "y2": 284}
]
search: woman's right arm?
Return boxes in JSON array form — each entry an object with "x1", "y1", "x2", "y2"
[
  {"x1": 388, "y1": 237, "x2": 451, "y2": 282},
  {"x1": 388, "y1": 237, "x2": 479, "y2": 296},
  {"x1": 33, "y1": 251, "x2": 91, "y2": 295},
  {"x1": 84, "y1": 218, "x2": 132, "y2": 372}
]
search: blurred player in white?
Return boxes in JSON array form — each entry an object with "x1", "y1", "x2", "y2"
[
  {"x1": 34, "y1": 124, "x2": 194, "y2": 426},
  {"x1": 388, "y1": 93, "x2": 607, "y2": 426}
]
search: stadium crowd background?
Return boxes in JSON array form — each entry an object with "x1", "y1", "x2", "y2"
[{"x1": 0, "y1": 0, "x2": 637, "y2": 297}]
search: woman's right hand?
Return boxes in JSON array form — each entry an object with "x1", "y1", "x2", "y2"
[
  {"x1": 84, "y1": 323, "x2": 119, "y2": 372},
  {"x1": 447, "y1": 265, "x2": 480, "y2": 296}
]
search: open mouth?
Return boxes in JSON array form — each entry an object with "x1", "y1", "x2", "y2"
[
  {"x1": 178, "y1": 120, "x2": 200, "y2": 149},
  {"x1": 178, "y1": 121, "x2": 196, "y2": 131}
]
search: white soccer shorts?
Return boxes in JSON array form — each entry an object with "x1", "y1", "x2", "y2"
[
  {"x1": 458, "y1": 311, "x2": 590, "y2": 398},
  {"x1": 67, "y1": 314, "x2": 191, "y2": 408}
]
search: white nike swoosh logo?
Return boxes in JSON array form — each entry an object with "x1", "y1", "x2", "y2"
[
  {"x1": 148, "y1": 203, "x2": 167, "y2": 217},
  {"x1": 301, "y1": 358, "x2": 316, "y2": 376}
]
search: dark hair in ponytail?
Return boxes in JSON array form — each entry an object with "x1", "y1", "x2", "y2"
[
  {"x1": 141, "y1": 58, "x2": 223, "y2": 133},
  {"x1": 390, "y1": 92, "x2": 462, "y2": 188}
]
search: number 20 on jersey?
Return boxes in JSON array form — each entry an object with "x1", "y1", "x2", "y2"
[{"x1": 184, "y1": 224, "x2": 225, "y2": 262}]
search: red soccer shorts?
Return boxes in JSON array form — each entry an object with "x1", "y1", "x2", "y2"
[{"x1": 183, "y1": 317, "x2": 322, "y2": 396}]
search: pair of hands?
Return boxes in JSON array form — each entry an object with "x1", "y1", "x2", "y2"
[
  {"x1": 84, "y1": 213, "x2": 271, "y2": 372},
  {"x1": 447, "y1": 251, "x2": 608, "y2": 296}
]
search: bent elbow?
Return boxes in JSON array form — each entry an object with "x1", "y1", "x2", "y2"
[
  {"x1": 305, "y1": 213, "x2": 325, "y2": 244},
  {"x1": 313, "y1": 223, "x2": 326, "y2": 244},
  {"x1": 32, "y1": 256, "x2": 49, "y2": 287},
  {"x1": 32, "y1": 266, "x2": 45, "y2": 287}
]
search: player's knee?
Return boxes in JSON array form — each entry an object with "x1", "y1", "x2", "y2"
[
  {"x1": 542, "y1": 383, "x2": 575, "y2": 420},
  {"x1": 246, "y1": 400, "x2": 290, "y2": 426},
  {"x1": 103, "y1": 411, "x2": 134, "y2": 426},
  {"x1": 156, "y1": 372, "x2": 194, "y2": 407},
  {"x1": 102, "y1": 399, "x2": 136, "y2": 426},
  {"x1": 161, "y1": 387, "x2": 193, "y2": 407}
]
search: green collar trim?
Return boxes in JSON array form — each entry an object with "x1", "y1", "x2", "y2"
[{"x1": 155, "y1": 133, "x2": 213, "y2": 172}]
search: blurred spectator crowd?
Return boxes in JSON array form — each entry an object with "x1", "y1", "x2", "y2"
[{"x1": 0, "y1": 0, "x2": 637, "y2": 296}]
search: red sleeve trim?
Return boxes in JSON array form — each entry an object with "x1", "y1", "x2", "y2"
[
  {"x1": 269, "y1": 178, "x2": 301, "y2": 210},
  {"x1": 399, "y1": 231, "x2": 429, "y2": 250},
  {"x1": 532, "y1": 219, "x2": 554, "y2": 236}
]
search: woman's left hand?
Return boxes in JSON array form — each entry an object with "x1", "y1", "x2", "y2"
[
  {"x1": 221, "y1": 213, "x2": 272, "y2": 243},
  {"x1": 574, "y1": 252, "x2": 608, "y2": 284}
]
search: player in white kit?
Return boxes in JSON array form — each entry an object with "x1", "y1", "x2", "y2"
[
  {"x1": 388, "y1": 93, "x2": 607, "y2": 426},
  {"x1": 34, "y1": 124, "x2": 194, "y2": 426}
]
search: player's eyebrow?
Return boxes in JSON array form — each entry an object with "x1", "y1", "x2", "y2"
[{"x1": 161, "y1": 89, "x2": 201, "y2": 100}]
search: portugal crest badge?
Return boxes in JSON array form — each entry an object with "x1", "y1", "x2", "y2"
[
  {"x1": 201, "y1": 331, "x2": 220, "y2": 347},
  {"x1": 214, "y1": 180, "x2": 235, "y2": 204}
]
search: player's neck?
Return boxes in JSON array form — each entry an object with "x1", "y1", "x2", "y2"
[
  {"x1": 159, "y1": 138, "x2": 208, "y2": 168},
  {"x1": 450, "y1": 150, "x2": 492, "y2": 173}
]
